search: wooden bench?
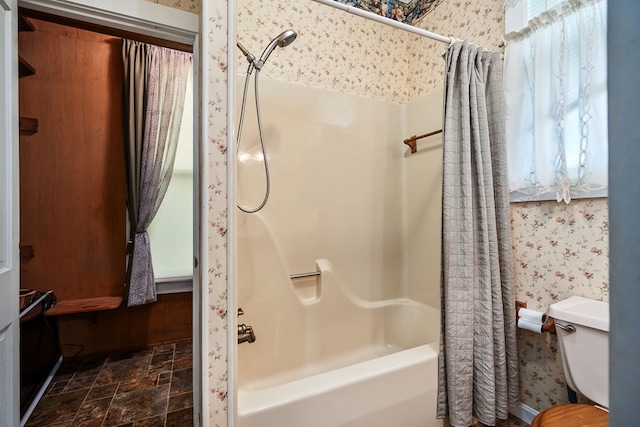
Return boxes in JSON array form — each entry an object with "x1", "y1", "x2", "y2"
[{"x1": 45, "y1": 296, "x2": 123, "y2": 316}]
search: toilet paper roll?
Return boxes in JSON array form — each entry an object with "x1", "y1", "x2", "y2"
[
  {"x1": 518, "y1": 308, "x2": 548, "y2": 324},
  {"x1": 517, "y1": 318, "x2": 544, "y2": 333}
]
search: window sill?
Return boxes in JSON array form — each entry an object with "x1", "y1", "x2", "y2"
[
  {"x1": 156, "y1": 276, "x2": 192, "y2": 294},
  {"x1": 510, "y1": 189, "x2": 608, "y2": 203}
]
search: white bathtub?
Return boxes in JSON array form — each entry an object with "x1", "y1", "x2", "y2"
[
  {"x1": 237, "y1": 256, "x2": 443, "y2": 427},
  {"x1": 238, "y1": 342, "x2": 442, "y2": 427}
]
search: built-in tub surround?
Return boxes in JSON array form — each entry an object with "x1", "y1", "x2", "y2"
[
  {"x1": 236, "y1": 77, "x2": 406, "y2": 302},
  {"x1": 235, "y1": 73, "x2": 440, "y2": 424},
  {"x1": 237, "y1": 254, "x2": 438, "y2": 390},
  {"x1": 403, "y1": 88, "x2": 444, "y2": 309},
  {"x1": 236, "y1": 224, "x2": 440, "y2": 425}
]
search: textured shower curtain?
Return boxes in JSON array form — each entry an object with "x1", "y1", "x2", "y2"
[{"x1": 436, "y1": 41, "x2": 518, "y2": 427}]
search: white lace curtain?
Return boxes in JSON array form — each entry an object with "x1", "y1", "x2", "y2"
[{"x1": 504, "y1": 0, "x2": 607, "y2": 203}]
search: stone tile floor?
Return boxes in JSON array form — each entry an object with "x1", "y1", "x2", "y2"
[{"x1": 25, "y1": 340, "x2": 193, "y2": 427}]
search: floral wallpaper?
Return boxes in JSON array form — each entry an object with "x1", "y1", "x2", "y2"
[
  {"x1": 407, "y1": 0, "x2": 505, "y2": 95},
  {"x1": 511, "y1": 198, "x2": 609, "y2": 411},
  {"x1": 237, "y1": 0, "x2": 505, "y2": 104},
  {"x1": 145, "y1": 0, "x2": 201, "y2": 14},
  {"x1": 237, "y1": 0, "x2": 415, "y2": 104}
]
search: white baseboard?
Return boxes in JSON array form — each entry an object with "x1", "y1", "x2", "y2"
[{"x1": 509, "y1": 402, "x2": 539, "y2": 425}]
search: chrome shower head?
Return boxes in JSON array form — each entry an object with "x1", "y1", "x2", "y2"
[
  {"x1": 276, "y1": 29, "x2": 297, "y2": 48},
  {"x1": 257, "y1": 29, "x2": 298, "y2": 69},
  {"x1": 237, "y1": 29, "x2": 297, "y2": 72}
]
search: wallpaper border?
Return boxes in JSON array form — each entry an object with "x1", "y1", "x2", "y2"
[
  {"x1": 205, "y1": 0, "x2": 230, "y2": 425},
  {"x1": 332, "y1": 0, "x2": 445, "y2": 24}
]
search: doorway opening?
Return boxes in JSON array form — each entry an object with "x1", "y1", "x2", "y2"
[{"x1": 15, "y1": 4, "x2": 202, "y2": 426}]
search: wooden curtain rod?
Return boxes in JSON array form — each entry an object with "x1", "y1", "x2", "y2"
[{"x1": 403, "y1": 129, "x2": 443, "y2": 154}]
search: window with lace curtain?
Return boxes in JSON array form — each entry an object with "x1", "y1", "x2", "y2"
[
  {"x1": 503, "y1": 0, "x2": 608, "y2": 203},
  {"x1": 147, "y1": 71, "x2": 194, "y2": 282}
]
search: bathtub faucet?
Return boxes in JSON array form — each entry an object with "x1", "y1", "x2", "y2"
[
  {"x1": 238, "y1": 324, "x2": 256, "y2": 344},
  {"x1": 237, "y1": 307, "x2": 256, "y2": 344}
]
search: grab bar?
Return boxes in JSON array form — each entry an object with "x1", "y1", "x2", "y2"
[{"x1": 289, "y1": 271, "x2": 321, "y2": 280}]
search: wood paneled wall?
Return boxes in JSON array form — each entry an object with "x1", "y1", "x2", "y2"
[
  {"x1": 55, "y1": 294, "x2": 193, "y2": 356},
  {"x1": 19, "y1": 18, "x2": 192, "y2": 356}
]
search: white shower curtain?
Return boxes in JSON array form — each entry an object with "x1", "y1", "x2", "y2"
[{"x1": 437, "y1": 41, "x2": 519, "y2": 427}]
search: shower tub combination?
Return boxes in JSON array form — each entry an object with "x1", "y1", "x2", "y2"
[
  {"x1": 234, "y1": 27, "x2": 442, "y2": 427},
  {"x1": 237, "y1": 253, "x2": 443, "y2": 427}
]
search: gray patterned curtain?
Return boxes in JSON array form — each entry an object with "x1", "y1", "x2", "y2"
[
  {"x1": 122, "y1": 40, "x2": 192, "y2": 306},
  {"x1": 437, "y1": 41, "x2": 519, "y2": 427}
]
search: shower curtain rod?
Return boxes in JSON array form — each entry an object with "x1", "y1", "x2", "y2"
[{"x1": 311, "y1": 0, "x2": 452, "y2": 44}]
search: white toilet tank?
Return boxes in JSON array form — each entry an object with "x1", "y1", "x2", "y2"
[{"x1": 547, "y1": 295, "x2": 609, "y2": 408}]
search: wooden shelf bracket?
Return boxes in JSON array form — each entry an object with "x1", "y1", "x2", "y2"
[
  {"x1": 19, "y1": 55, "x2": 36, "y2": 77},
  {"x1": 19, "y1": 117, "x2": 39, "y2": 135}
]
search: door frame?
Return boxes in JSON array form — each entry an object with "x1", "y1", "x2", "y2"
[
  {"x1": 13, "y1": 0, "x2": 206, "y2": 424},
  {"x1": 1, "y1": 1, "x2": 20, "y2": 425}
]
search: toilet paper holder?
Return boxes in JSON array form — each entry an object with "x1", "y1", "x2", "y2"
[
  {"x1": 542, "y1": 317, "x2": 557, "y2": 334},
  {"x1": 516, "y1": 302, "x2": 558, "y2": 334}
]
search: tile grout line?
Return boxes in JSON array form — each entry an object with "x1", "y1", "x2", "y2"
[
  {"x1": 163, "y1": 344, "x2": 176, "y2": 426},
  {"x1": 60, "y1": 357, "x2": 104, "y2": 427},
  {"x1": 98, "y1": 381, "x2": 120, "y2": 427}
]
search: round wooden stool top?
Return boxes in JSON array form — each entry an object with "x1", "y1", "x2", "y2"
[{"x1": 531, "y1": 404, "x2": 608, "y2": 427}]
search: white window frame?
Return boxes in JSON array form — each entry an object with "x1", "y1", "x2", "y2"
[{"x1": 148, "y1": 67, "x2": 194, "y2": 285}]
